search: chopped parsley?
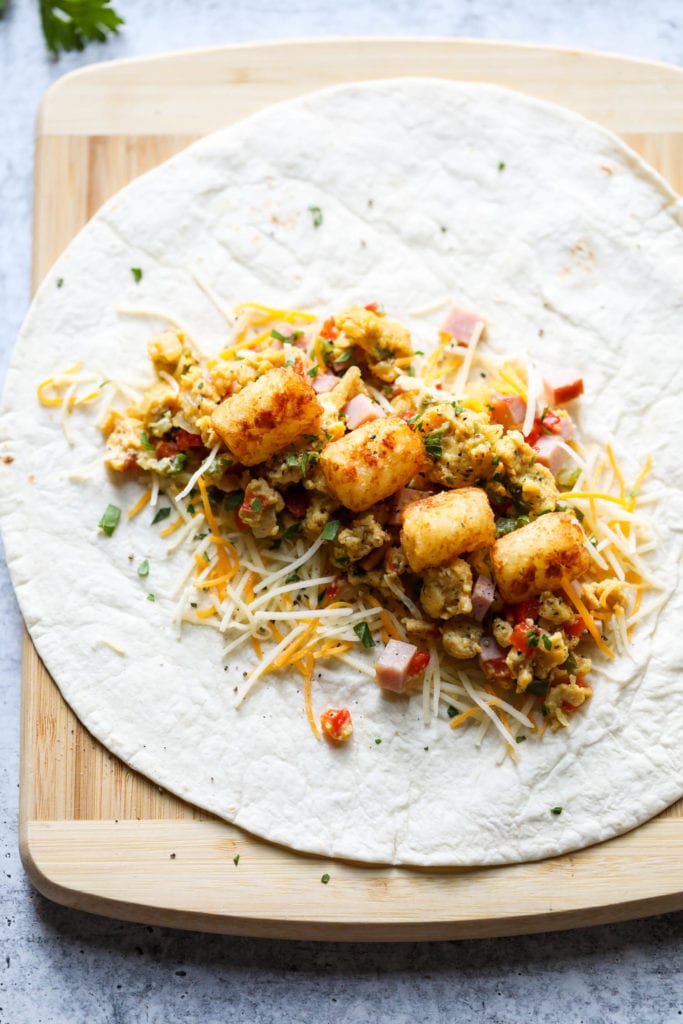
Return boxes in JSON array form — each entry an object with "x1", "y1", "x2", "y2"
[
  {"x1": 353, "y1": 621, "x2": 375, "y2": 648},
  {"x1": 309, "y1": 206, "x2": 323, "y2": 228},
  {"x1": 550, "y1": 806, "x2": 563, "y2": 816},
  {"x1": 137, "y1": 559, "x2": 150, "y2": 578},
  {"x1": 451, "y1": 400, "x2": 464, "y2": 415},
  {"x1": 131, "y1": 267, "x2": 143, "y2": 283},
  {"x1": 146, "y1": 593, "x2": 156, "y2": 602},
  {"x1": 281, "y1": 522, "x2": 302, "y2": 541},
  {"x1": 541, "y1": 633, "x2": 552, "y2": 651},
  {"x1": 447, "y1": 705, "x2": 459, "y2": 719},
  {"x1": 498, "y1": 160, "x2": 506, "y2": 172},
  {"x1": 307, "y1": 365, "x2": 320, "y2": 379},
  {"x1": 233, "y1": 854, "x2": 240, "y2": 866},
  {"x1": 251, "y1": 498, "x2": 263, "y2": 514},
  {"x1": 320, "y1": 873, "x2": 330, "y2": 884},
  {"x1": 285, "y1": 572, "x2": 301, "y2": 585},
  {"x1": 170, "y1": 453, "x2": 187, "y2": 473},
  {"x1": 375, "y1": 738, "x2": 382, "y2": 745},
  {"x1": 526, "y1": 679, "x2": 549, "y2": 697},
  {"x1": 56, "y1": 277, "x2": 64, "y2": 288},
  {"x1": 224, "y1": 491, "x2": 244, "y2": 511},
  {"x1": 98, "y1": 504, "x2": 121, "y2": 536},
  {"x1": 271, "y1": 329, "x2": 287, "y2": 343},
  {"x1": 139, "y1": 431, "x2": 154, "y2": 451},
  {"x1": 321, "y1": 519, "x2": 341, "y2": 542},
  {"x1": 151, "y1": 507, "x2": 171, "y2": 525},
  {"x1": 334, "y1": 347, "x2": 355, "y2": 364},
  {"x1": 515, "y1": 735, "x2": 527, "y2": 744},
  {"x1": 423, "y1": 426, "x2": 447, "y2": 459}
]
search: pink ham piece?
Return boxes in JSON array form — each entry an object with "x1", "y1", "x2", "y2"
[
  {"x1": 533, "y1": 434, "x2": 569, "y2": 476},
  {"x1": 543, "y1": 370, "x2": 584, "y2": 406},
  {"x1": 556, "y1": 411, "x2": 576, "y2": 439},
  {"x1": 489, "y1": 393, "x2": 526, "y2": 429},
  {"x1": 344, "y1": 393, "x2": 386, "y2": 429},
  {"x1": 440, "y1": 305, "x2": 486, "y2": 347},
  {"x1": 312, "y1": 372, "x2": 339, "y2": 394},
  {"x1": 375, "y1": 639, "x2": 418, "y2": 693},
  {"x1": 471, "y1": 575, "x2": 496, "y2": 622}
]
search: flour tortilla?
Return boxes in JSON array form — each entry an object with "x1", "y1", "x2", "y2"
[{"x1": 1, "y1": 80, "x2": 682, "y2": 866}]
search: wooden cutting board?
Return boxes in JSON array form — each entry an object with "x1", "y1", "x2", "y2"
[{"x1": 21, "y1": 40, "x2": 683, "y2": 939}]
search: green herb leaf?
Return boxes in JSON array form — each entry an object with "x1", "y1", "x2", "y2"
[
  {"x1": 353, "y1": 622, "x2": 375, "y2": 648},
  {"x1": 285, "y1": 572, "x2": 301, "y2": 585},
  {"x1": 137, "y1": 559, "x2": 149, "y2": 578},
  {"x1": 282, "y1": 522, "x2": 302, "y2": 541},
  {"x1": 307, "y1": 365, "x2": 319, "y2": 379},
  {"x1": 515, "y1": 735, "x2": 527, "y2": 744},
  {"x1": 56, "y1": 277, "x2": 64, "y2": 288},
  {"x1": 335, "y1": 347, "x2": 355, "y2": 364},
  {"x1": 550, "y1": 806, "x2": 563, "y2": 816},
  {"x1": 498, "y1": 160, "x2": 506, "y2": 172},
  {"x1": 563, "y1": 652, "x2": 578, "y2": 673},
  {"x1": 98, "y1": 503, "x2": 121, "y2": 536},
  {"x1": 151, "y1": 507, "x2": 171, "y2": 525},
  {"x1": 224, "y1": 491, "x2": 244, "y2": 511},
  {"x1": 170, "y1": 453, "x2": 187, "y2": 473},
  {"x1": 147, "y1": 593, "x2": 156, "y2": 602},
  {"x1": 320, "y1": 872, "x2": 330, "y2": 884},
  {"x1": 251, "y1": 498, "x2": 263, "y2": 513},
  {"x1": 309, "y1": 206, "x2": 323, "y2": 228},
  {"x1": 139, "y1": 431, "x2": 154, "y2": 452},
  {"x1": 131, "y1": 267, "x2": 143, "y2": 283},
  {"x1": 39, "y1": 0, "x2": 124, "y2": 56},
  {"x1": 233, "y1": 854, "x2": 240, "y2": 866},
  {"x1": 375, "y1": 738, "x2": 382, "y2": 745},
  {"x1": 321, "y1": 519, "x2": 341, "y2": 542},
  {"x1": 284, "y1": 358, "x2": 295, "y2": 368},
  {"x1": 541, "y1": 633, "x2": 552, "y2": 651},
  {"x1": 271, "y1": 329, "x2": 287, "y2": 343},
  {"x1": 526, "y1": 679, "x2": 548, "y2": 697},
  {"x1": 447, "y1": 705, "x2": 459, "y2": 719}
]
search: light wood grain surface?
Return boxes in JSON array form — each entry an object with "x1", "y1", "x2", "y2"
[{"x1": 21, "y1": 39, "x2": 683, "y2": 939}]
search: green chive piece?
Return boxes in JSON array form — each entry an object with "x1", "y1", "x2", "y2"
[
  {"x1": 137, "y1": 559, "x2": 150, "y2": 578},
  {"x1": 551, "y1": 806, "x2": 563, "y2": 816},
  {"x1": 251, "y1": 498, "x2": 263, "y2": 513},
  {"x1": 151, "y1": 507, "x2": 171, "y2": 525},
  {"x1": 515, "y1": 735, "x2": 527, "y2": 744},
  {"x1": 233, "y1": 854, "x2": 240, "y2": 866},
  {"x1": 353, "y1": 621, "x2": 375, "y2": 648},
  {"x1": 56, "y1": 277, "x2": 64, "y2": 288},
  {"x1": 309, "y1": 206, "x2": 323, "y2": 228},
  {"x1": 320, "y1": 873, "x2": 330, "y2": 884},
  {"x1": 140, "y1": 431, "x2": 155, "y2": 451},
  {"x1": 131, "y1": 267, "x2": 143, "y2": 283},
  {"x1": 321, "y1": 519, "x2": 341, "y2": 542},
  {"x1": 375, "y1": 738, "x2": 382, "y2": 745},
  {"x1": 498, "y1": 160, "x2": 506, "y2": 172},
  {"x1": 147, "y1": 593, "x2": 156, "y2": 602},
  {"x1": 98, "y1": 504, "x2": 121, "y2": 537},
  {"x1": 224, "y1": 491, "x2": 244, "y2": 511}
]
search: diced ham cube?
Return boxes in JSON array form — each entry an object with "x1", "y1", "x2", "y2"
[
  {"x1": 489, "y1": 393, "x2": 527, "y2": 429},
  {"x1": 471, "y1": 575, "x2": 496, "y2": 622},
  {"x1": 533, "y1": 434, "x2": 569, "y2": 477},
  {"x1": 312, "y1": 372, "x2": 339, "y2": 394},
  {"x1": 440, "y1": 305, "x2": 486, "y2": 347},
  {"x1": 375, "y1": 639, "x2": 418, "y2": 693},
  {"x1": 556, "y1": 411, "x2": 576, "y2": 439},
  {"x1": 389, "y1": 486, "x2": 434, "y2": 525},
  {"x1": 543, "y1": 370, "x2": 584, "y2": 405},
  {"x1": 344, "y1": 394, "x2": 385, "y2": 429}
]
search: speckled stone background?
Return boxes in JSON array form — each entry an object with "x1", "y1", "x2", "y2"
[{"x1": 1, "y1": 2, "x2": 682, "y2": 1022}]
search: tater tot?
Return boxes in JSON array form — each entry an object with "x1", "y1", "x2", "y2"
[
  {"x1": 491, "y1": 512, "x2": 590, "y2": 603},
  {"x1": 400, "y1": 487, "x2": 495, "y2": 573},
  {"x1": 211, "y1": 368, "x2": 322, "y2": 466},
  {"x1": 320, "y1": 417, "x2": 424, "y2": 512}
]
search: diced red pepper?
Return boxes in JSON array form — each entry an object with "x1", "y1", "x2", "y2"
[
  {"x1": 175, "y1": 429, "x2": 205, "y2": 451},
  {"x1": 320, "y1": 317, "x2": 339, "y2": 341},
  {"x1": 480, "y1": 657, "x2": 512, "y2": 685},
  {"x1": 320, "y1": 707, "x2": 353, "y2": 743},
  {"x1": 155, "y1": 440, "x2": 178, "y2": 460},
  {"x1": 364, "y1": 302, "x2": 385, "y2": 316},
  {"x1": 561, "y1": 701, "x2": 579, "y2": 712},
  {"x1": 509, "y1": 623, "x2": 537, "y2": 653},
  {"x1": 565, "y1": 615, "x2": 588, "y2": 637},
  {"x1": 513, "y1": 599, "x2": 540, "y2": 625},
  {"x1": 407, "y1": 650, "x2": 430, "y2": 676}
]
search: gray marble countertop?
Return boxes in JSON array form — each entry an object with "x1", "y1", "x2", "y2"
[{"x1": 1, "y1": 2, "x2": 682, "y2": 1021}]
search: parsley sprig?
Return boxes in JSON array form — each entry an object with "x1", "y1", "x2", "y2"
[{"x1": 39, "y1": 0, "x2": 124, "y2": 57}]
